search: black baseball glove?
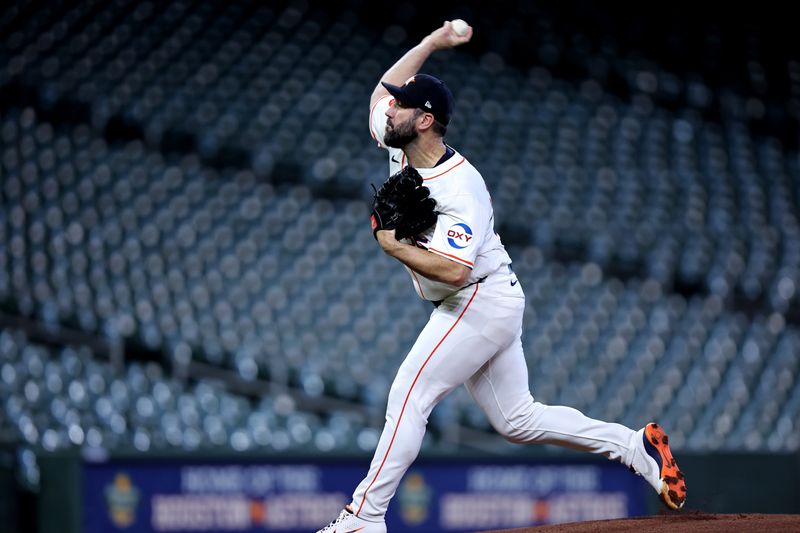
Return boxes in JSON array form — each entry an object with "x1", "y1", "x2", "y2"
[{"x1": 371, "y1": 166, "x2": 438, "y2": 240}]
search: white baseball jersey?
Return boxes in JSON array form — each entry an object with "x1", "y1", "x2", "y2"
[
  {"x1": 369, "y1": 95, "x2": 512, "y2": 301},
  {"x1": 342, "y1": 92, "x2": 656, "y2": 524}
]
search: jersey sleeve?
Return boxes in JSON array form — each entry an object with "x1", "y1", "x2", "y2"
[
  {"x1": 368, "y1": 95, "x2": 393, "y2": 149},
  {"x1": 425, "y1": 194, "x2": 488, "y2": 270}
]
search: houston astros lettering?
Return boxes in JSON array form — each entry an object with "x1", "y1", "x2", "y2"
[{"x1": 318, "y1": 20, "x2": 686, "y2": 533}]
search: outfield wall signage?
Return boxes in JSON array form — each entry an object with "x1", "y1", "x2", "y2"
[{"x1": 85, "y1": 460, "x2": 645, "y2": 532}]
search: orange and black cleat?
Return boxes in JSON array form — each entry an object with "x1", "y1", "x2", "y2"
[{"x1": 643, "y1": 422, "x2": 687, "y2": 509}]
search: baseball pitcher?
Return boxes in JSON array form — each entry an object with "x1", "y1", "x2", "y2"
[{"x1": 318, "y1": 21, "x2": 685, "y2": 533}]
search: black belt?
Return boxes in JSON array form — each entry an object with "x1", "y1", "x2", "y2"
[{"x1": 431, "y1": 276, "x2": 487, "y2": 308}]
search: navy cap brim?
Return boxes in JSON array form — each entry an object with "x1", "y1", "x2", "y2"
[{"x1": 381, "y1": 81, "x2": 407, "y2": 103}]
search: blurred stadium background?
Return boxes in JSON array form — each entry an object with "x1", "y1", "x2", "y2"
[{"x1": 1, "y1": 1, "x2": 799, "y2": 532}]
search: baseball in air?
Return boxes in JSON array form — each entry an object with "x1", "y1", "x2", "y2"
[{"x1": 451, "y1": 19, "x2": 469, "y2": 36}]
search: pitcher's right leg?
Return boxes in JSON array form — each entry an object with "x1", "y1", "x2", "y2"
[{"x1": 466, "y1": 335, "x2": 686, "y2": 508}]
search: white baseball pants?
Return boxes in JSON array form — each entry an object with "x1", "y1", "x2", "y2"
[{"x1": 350, "y1": 268, "x2": 641, "y2": 520}]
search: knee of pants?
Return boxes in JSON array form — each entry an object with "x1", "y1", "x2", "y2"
[
  {"x1": 502, "y1": 426, "x2": 535, "y2": 444},
  {"x1": 386, "y1": 370, "x2": 442, "y2": 422},
  {"x1": 387, "y1": 365, "x2": 415, "y2": 402},
  {"x1": 488, "y1": 401, "x2": 541, "y2": 444},
  {"x1": 491, "y1": 419, "x2": 530, "y2": 444}
]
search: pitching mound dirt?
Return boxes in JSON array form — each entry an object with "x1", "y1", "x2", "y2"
[{"x1": 477, "y1": 512, "x2": 800, "y2": 532}]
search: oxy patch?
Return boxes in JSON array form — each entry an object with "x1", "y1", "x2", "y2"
[{"x1": 447, "y1": 223, "x2": 473, "y2": 249}]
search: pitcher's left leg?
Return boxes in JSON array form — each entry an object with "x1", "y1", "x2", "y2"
[{"x1": 351, "y1": 283, "x2": 511, "y2": 520}]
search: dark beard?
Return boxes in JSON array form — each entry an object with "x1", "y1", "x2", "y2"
[{"x1": 384, "y1": 119, "x2": 418, "y2": 148}]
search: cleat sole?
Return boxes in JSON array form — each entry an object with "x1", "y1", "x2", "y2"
[{"x1": 645, "y1": 423, "x2": 687, "y2": 510}]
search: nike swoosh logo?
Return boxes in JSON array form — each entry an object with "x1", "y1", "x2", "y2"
[
  {"x1": 510, "y1": 280, "x2": 518, "y2": 286},
  {"x1": 391, "y1": 155, "x2": 399, "y2": 163},
  {"x1": 340, "y1": 528, "x2": 364, "y2": 533}
]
